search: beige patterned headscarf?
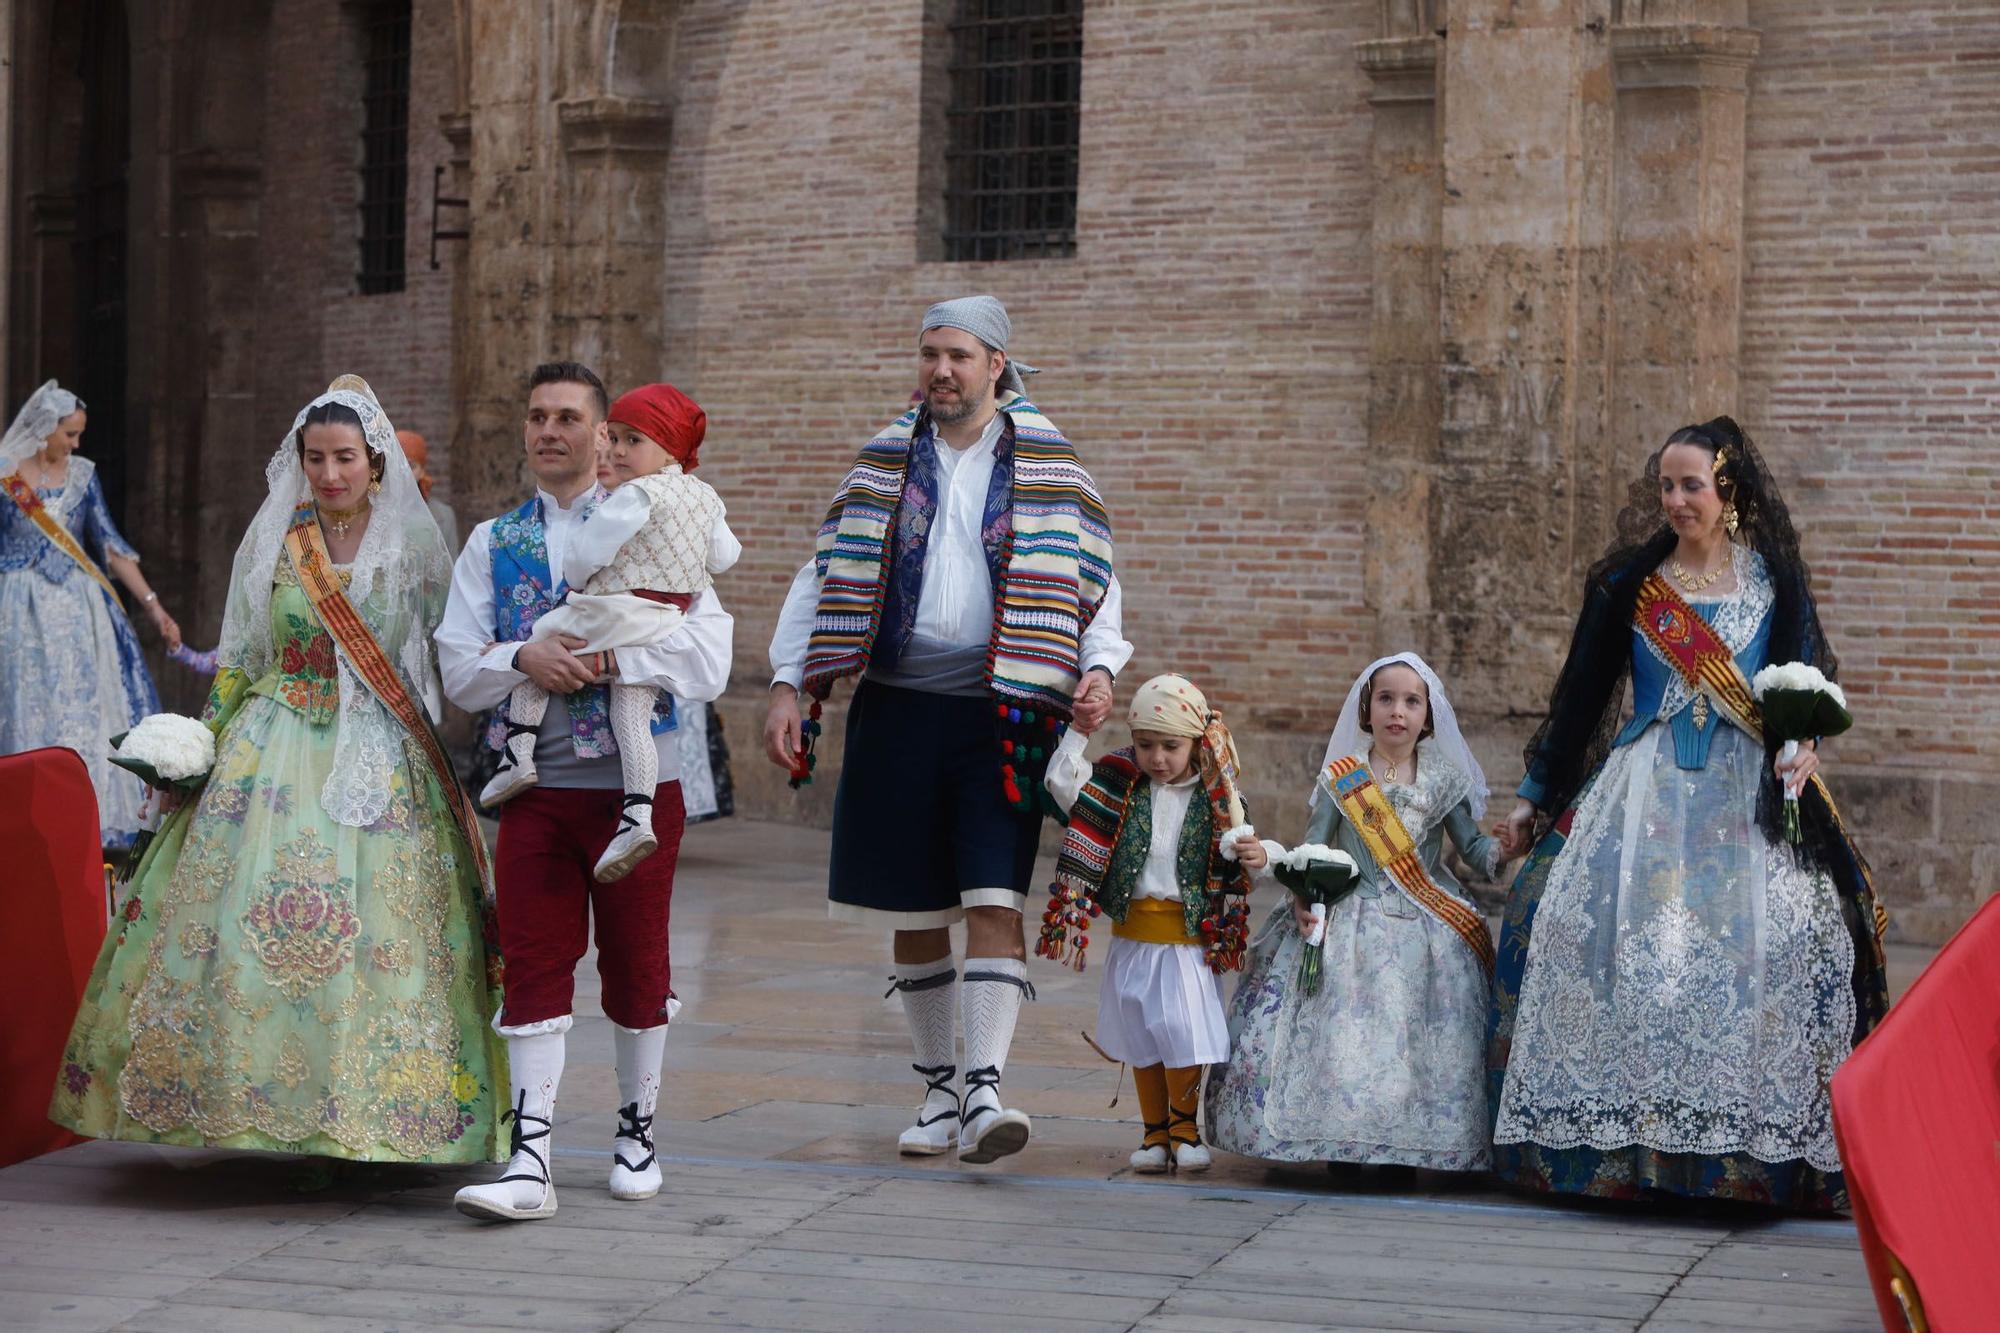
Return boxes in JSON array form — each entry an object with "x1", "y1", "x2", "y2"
[
  {"x1": 1128, "y1": 673, "x2": 1209, "y2": 738},
  {"x1": 1129, "y1": 673, "x2": 1248, "y2": 825}
]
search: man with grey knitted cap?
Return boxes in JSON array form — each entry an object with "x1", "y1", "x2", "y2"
[{"x1": 765, "y1": 295, "x2": 1131, "y2": 1164}]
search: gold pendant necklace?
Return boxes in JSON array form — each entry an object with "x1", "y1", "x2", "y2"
[
  {"x1": 317, "y1": 499, "x2": 370, "y2": 539},
  {"x1": 1670, "y1": 547, "x2": 1729, "y2": 592}
]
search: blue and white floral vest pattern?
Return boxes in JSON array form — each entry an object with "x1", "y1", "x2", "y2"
[{"x1": 483, "y1": 493, "x2": 674, "y2": 758}]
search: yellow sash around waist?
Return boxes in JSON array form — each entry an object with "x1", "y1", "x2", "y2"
[{"x1": 1113, "y1": 897, "x2": 1202, "y2": 946}]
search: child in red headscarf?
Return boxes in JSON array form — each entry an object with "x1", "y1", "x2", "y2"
[{"x1": 481, "y1": 382, "x2": 741, "y2": 882}]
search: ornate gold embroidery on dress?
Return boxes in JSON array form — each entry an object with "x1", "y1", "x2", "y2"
[
  {"x1": 275, "y1": 1033, "x2": 312, "y2": 1090},
  {"x1": 240, "y1": 830, "x2": 363, "y2": 1001}
]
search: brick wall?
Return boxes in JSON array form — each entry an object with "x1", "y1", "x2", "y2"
[
  {"x1": 1738, "y1": 1, "x2": 2000, "y2": 938},
  {"x1": 650, "y1": 0, "x2": 1998, "y2": 937},
  {"x1": 665, "y1": 0, "x2": 1380, "y2": 842}
]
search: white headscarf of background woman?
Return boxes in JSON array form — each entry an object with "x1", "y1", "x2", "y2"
[
  {"x1": 214, "y1": 375, "x2": 449, "y2": 827},
  {"x1": 0, "y1": 380, "x2": 83, "y2": 477},
  {"x1": 1313, "y1": 651, "x2": 1490, "y2": 819}
]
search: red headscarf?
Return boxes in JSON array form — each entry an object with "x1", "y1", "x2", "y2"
[
  {"x1": 395, "y1": 429, "x2": 432, "y2": 500},
  {"x1": 608, "y1": 382, "x2": 707, "y2": 472}
]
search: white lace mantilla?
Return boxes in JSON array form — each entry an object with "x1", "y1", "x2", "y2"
[
  {"x1": 217, "y1": 383, "x2": 450, "y2": 830},
  {"x1": 1492, "y1": 721, "x2": 1856, "y2": 1171},
  {"x1": 1645, "y1": 545, "x2": 1774, "y2": 725}
]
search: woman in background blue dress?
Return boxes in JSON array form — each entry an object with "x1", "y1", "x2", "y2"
[{"x1": 0, "y1": 380, "x2": 179, "y2": 848}]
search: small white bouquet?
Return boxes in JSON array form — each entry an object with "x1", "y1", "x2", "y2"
[
  {"x1": 1272, "y1": 843, "x2": 1361, "y2": 995},
  {"x1": 1750, "y1": 662, "x2": 1852, "y2": 843},
  {"x1": 110, "y1": 712, "x2": 215, "y2": 790}
]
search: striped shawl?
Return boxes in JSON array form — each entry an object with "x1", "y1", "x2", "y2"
[{"x1": 801, "y1": 393, "x2": 1113, "y2": 715}]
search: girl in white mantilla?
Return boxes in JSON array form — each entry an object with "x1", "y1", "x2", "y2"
[
  {"x1": 0, "y1": 380, "x2": 180, "y2": 849},
  {"x1": 1206, "y1": 653, "x2": 1503, "y2": 1179},
  {"x1": 1042, "y1": 673, "x2": 1266, "y2": 1174}
]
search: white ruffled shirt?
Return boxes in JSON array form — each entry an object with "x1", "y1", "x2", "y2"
[{"x1": 768, "y1": 413, "x2": 1132, "y2": 695}]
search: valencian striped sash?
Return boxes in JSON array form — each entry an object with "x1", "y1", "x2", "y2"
[
  {"x1": 3, "y1": 472, "x2": 121, "y2": 601},
  {"x1": 1048, "y1": 746, "x2": 1252, "y2": 972},
  {"x1": 1633, "y1": 573, "x2": 1764, "y2": 740},
  {"x1": 282, "y1": 507, "x2": 494, "y2": 895},
  {"x1": 802, "y1": 393, "x2": 1113, "y2": 714},
  {"x1": 1323, "y1": 757, "x2": 1494, "y2": 974}
]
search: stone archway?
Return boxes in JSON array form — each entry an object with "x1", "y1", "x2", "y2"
[{"x1": 5, "y1": 0, "x2": 135, "y2": 521}]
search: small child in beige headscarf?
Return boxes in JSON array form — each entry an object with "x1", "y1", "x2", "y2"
[{"x1": 1039, "y1": 673, "x2": 1269, "y2": 1174}]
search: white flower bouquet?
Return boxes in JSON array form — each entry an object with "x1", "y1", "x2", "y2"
[
  {"x1": 1272, "y1": 843, "x2": 1361, "y2": 996},
  {"x1": 1751, "y1": 662, "x2": 1853, "y2": 843},
  {"x1": 110, "y1": 712, "x2": 216, "y2": 791}
]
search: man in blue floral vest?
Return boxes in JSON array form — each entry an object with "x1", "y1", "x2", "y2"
[{"x1": 435, "y1": 362, "x2": 734, "y2": 1221}]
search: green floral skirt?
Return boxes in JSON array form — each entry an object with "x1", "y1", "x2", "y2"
[{"x1": 50, "y1": 687, "x2": 507, "y2": 1163}]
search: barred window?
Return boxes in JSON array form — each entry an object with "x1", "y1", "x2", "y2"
[
  {"x1": 942, "y1": 0, "x2": 1082, "y2": 263},
  {"x1": 357, "y1": 0, "x2": 412, "y2": 295}
]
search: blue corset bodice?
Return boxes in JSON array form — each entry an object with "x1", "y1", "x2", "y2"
[{"x1": 1617, "y1": 599, "x2": 1772, "y2": 771}]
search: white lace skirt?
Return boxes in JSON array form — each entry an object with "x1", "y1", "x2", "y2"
[
  {"x1": 1206, "y1": 887, "x2": 1492, "y2": 1169},
  {"x1": 1493, "y1": 722, "x2": 1856, "y2": 1172},
  {"x1": 1094, "y1": 936, "x2": 1228, "y2": 1068}
]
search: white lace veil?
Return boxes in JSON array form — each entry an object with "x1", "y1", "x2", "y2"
[
  {"x1": 215, "y1": 375, "x2": 449, "y2": 828},
  {"x1": 1312, "y1": 651, "x2": 1490, "y2": 819},
  {"x1": 0, "y1": 380, "x2": 85, "y2": 476}
]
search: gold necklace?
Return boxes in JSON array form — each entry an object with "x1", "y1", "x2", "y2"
[
  {"x1": 1376, "y1": 748, "x2": 1411, "y2": 782},
  {"x1": 317, "y1": 499, "x2": 370, "y2": 539},
  {"x1": 1670, "y1": 547, "x2": 1729, "y2": 592}
]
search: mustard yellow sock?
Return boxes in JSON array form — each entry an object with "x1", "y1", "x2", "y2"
[
  {"x1": 1166, "y1": 1065, "x2": 1203, "y2": 1146},
  {"x1": 1133, "y1": 1064, "x2": 1170, "y2": 1150}
]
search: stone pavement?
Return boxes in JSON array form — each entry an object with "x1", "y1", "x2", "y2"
[{"x1": 5, "y1": 817, "x2": 1927, "y2": 1333}]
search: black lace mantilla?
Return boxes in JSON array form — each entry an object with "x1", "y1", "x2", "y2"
[{"x1": 1522, "y1": 416, "x2": 1839, "y2": 866}]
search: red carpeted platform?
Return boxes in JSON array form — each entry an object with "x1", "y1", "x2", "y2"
[
  {"x1": 1833, "y1": 892, "x2": 2000, "y2": 1333},
  {"x1": 0, "y1": 747, "x2": 108, "y2": 1168}
]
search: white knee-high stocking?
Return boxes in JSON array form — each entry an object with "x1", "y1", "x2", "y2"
[{"x1": 888, "y1": 955, "x2": 959, "y2": 1155}]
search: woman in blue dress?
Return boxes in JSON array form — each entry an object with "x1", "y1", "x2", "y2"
[
  {"x1": 1487, "y1": 416, "x2": 1890, "y2": 1213},
  {"x1": 0, "y1": 380, "x2": 179, "y2": 848}
]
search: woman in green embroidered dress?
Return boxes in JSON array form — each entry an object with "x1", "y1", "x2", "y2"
[{"x1": 50, "y1": 380, "x2": 507, "y2": 1165}]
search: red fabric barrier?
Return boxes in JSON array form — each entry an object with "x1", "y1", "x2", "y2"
[
  {"x1": 1833, "y1": 893, "x2": 2000, "y2": 1333},
  {"x1": 0, "y1": 747, "x2": 108, "y2": 1167}
]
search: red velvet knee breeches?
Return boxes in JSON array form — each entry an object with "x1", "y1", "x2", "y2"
[{"x1": 492, "y1": 782, "x2": 685, "y2": 1030}]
